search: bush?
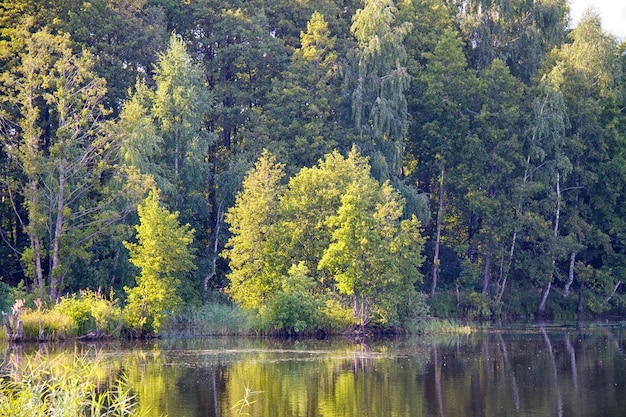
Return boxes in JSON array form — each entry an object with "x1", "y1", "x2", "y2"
[
  {"x1": 55, "y1": 289, "x2": 122, "y2": 337},
  {"x1": 257, "y1": 263, "x2": 324, "y2": 334},
  {"x1": 460, "y1": 291, "x2": 491, "y2": 320}
]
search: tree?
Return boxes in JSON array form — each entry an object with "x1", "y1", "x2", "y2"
[
  {"x1": 194, "y1": 6, "x2": 288, "y2": 150},
  {"x1": 264, "y1": 11, "x2": 346, "y2": 168},
  {"x1": 457, "y1": 0, "x2": 568, "y2": 81},
  {"x1": 118, "y1": 34, "x2": 216, "y2": 297},
  {"x1": 152, "y1": 34, "x2": 215, "y2": 214},
  {"x1": 418, "y1": 28, "x2": 476, "y2": 298},
  {"x1": 222, "y1": 150, "x2": 285, "y2": 311},
  {"x1": 532, "y1": 10, "x2": 624, "y2": 315},
  {"x1": 123, "y1": 188, "x2": 196, "y2": 336},
  {"x1": 0, "y1": 20, "x2": 145, "y2": 299},
  {"x1": 224, "y1": 147, "x2": 427, "y2": 330},
  {"x1": 348, "y1": 0, "x2": 412, "y2": 145},
  {"x1": 318, "y1": 177, "x2": 425, "y2": 327}
]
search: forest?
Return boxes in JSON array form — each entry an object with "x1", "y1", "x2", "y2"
[{"x1": 0, "y1": 0, "x2": 625, "y2": 335}]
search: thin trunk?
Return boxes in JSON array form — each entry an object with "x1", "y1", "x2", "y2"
[
  {"x1": 482, "y1": 245, "x2": 492, "y2": 296},
  {"x1": 537, "y1": 171, "x2": 561, "y2": 316},
  {"x1": 50, "y1": 156, "x2": 66, "y2": 301},
  {"x1": 563, "y1": 251, "x2": 576, "y2": 297},
  {"x1": 25, "y1": 77, "x2": 44, "y2": 294},
  {"x1": 32, "y1": 235, "x2": 44, "y2": 293},
  {"x1": 205, "y1": 200, "x2": 224, "y2": 290},
  {"x1": 431, "y1": 165, "x2": 444, "y2": 299},
  {"x1": 604, "y1": 280, "x2": 621, "y2": 305},
  {"x1": 496, "y1": 152, "x2": 531, "y2": 305},
  {"x1": 496, "y1": 231, "x2": 515, "y2": 305}
]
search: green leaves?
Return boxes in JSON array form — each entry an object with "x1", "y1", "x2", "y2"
[
  {"x1": 224, "y1": 148, "x2": 426, "y2": 331},
  {"x1": 123, "y1": 188, "x2": 196, "y2": 335}
]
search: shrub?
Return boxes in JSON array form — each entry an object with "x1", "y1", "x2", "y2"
[
  {"x1": 460, "y1": 291, "x2": 491, "y2": 320},
  {"x1": 55, "y1": 289, "x2": 122, "y2": 337}
]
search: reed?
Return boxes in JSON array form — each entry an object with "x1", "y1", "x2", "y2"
[
  {"x1": 0, "y1": 351, "x2": 150, "y2": 416},
  {"x1": 417, "y1": 318, "x2": 473, "y2": 335},
  {"x1": 163, "y1": 303, "x2": 254, "y2": 336}
]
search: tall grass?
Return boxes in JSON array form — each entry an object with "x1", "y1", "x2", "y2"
[
  {"x1": 416, "y1": 318, "x2": 473, "y2": 335},
  {"x1": 0, "y1": 351, "x2": 151, "y2": 416},
  {"x1": 163, "y1": 303, "x2": 254, "y2": 336}
]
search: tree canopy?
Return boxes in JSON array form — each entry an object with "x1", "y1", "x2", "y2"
[{"x1": 1, "y1": 1, "x2": 625, "y2": 328}]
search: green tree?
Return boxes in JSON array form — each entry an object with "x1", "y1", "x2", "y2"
[
  {"x1": 0, "y1": 21, "x2": 144, "y2": 299},
  {"x1": 457, "y1": 0, "x2": 568, "y2": 81},
  {"x1": 118, "y1": 34, "x2": 216, "y2": 297},
  {"x1": 265, "y1": 11, "x2": 345, "y2": 168},
  {"x1": 222, "y1": 150, "x2": 285, "y2": 311},
  {"x1": 348, "y1": 0, "x2": 412, "y2": 144},
  {"x1": 531, "y1": 10, "x2": 625, "y2": 315},
  {"x1": 123, "y1": 188, "x2": 196, "y2": 336},
  {"x1": 194, "y1": 7, "x2": 288, "y2": 150},
  {"x1": 318, "y1": 177, "x2": 425, "y2": 327},
  {"x1": 418, "y1": 28, "x2": 476, "y2": 298},
  {"x1": 276, "y1": 147, "x2": 374, "y2": 280},
  {"x1": 224, "y1": 147, "x2": 426, "y2": 330},
  {"x1": 152, "y1": 34, "x2": 215, "y2": 213}
]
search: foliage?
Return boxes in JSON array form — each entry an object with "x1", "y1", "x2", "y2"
[
  {"x1": 123, "y1": 188, "x2": 196, "y2": 337},
  {"x1": 260, "y1": 263, "x2": 325, "y2": 334},
  {"x1": 54, "y1": 289, "x2": 122, "y2": 336},
  {"x1": 1, "y1": 0, "x2": 625, "y2": 322},
  {"x1": 225, "y1": 148, "x2": 426, "y2": 331}
]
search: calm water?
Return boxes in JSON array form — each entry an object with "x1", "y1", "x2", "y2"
[{"x1": 4, "y1": 324, "x2": 626, "y2": 416}]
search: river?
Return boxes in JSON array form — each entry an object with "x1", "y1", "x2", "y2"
[{"x1": 3, "y1": 322, "x2": 626, "y2": 416}]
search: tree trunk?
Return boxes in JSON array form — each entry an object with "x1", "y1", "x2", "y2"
[
  {"x1": 496, "y1": 231, "x2": 516, "y2": 305},
  {"x1": 50, "y1": 156, "x2": 66, "y2": 301},
  {"x1": 563, "y1": 251, "x2": 576, "y2": 297},
  {"x1": 431, "y1": 165, "x2": 444, "y2": 299},
  {"x1": 496, "y1": 152, "x2": 531, "y2": 305},
  {"x1": 537, "y1": 171, "x2": 561, "y2": 316},
  {"x1": 482, "y1": 245, "x2": 492, "y2": 297},
  {"x1": 205, "y1": 200, "x2": 224, "y2": 290}
]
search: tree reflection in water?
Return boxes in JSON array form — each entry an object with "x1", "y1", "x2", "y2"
[{"x1": 2, "y1": 326, "x2": 626, "y2": 417}]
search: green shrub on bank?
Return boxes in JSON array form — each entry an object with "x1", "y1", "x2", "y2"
[
  {"x1": 0, "y1": 352, "x2": 147, "y2": 416},
  {"x1": 55, "y1": 289, "x2": 122, "y2": 336}
]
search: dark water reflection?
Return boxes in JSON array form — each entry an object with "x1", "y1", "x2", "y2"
[{"x1": 3, "y1": 324, "x2": 626, "y2": 417}]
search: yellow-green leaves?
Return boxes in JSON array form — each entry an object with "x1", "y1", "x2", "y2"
[{"x1": 123, "y1": 188, "x2": 195, "y2": 336}]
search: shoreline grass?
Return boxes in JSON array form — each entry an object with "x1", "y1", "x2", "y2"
[{"x1": 0, "y1": 350, "x2": 149, "y2": 416}]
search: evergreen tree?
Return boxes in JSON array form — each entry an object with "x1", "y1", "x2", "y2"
[
  {"x1": 222, "y1": 150, "x2": 285, "y2": 311},
  {"x1": 265, "y1": 11, "x2": 345, "y2": 168}
]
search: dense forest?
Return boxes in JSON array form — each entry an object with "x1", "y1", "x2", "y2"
[{"x1": 0, "y1": 0, "x2": 625, "y2": 333}]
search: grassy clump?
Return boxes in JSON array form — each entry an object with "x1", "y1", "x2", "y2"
[
  {"x1": 0, "y1": 352, "x2": 148, "y2": 416},
  {"x1": 417, "y1": 318, "x2": 473, "y2": 335},
  {"x1": 20, "y1": 309, "x2": 77, "y2": 340}
]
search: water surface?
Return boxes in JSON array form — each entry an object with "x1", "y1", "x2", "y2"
[{"x1": 4, "y1": 323, "x2": 626, "y2": 416}]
